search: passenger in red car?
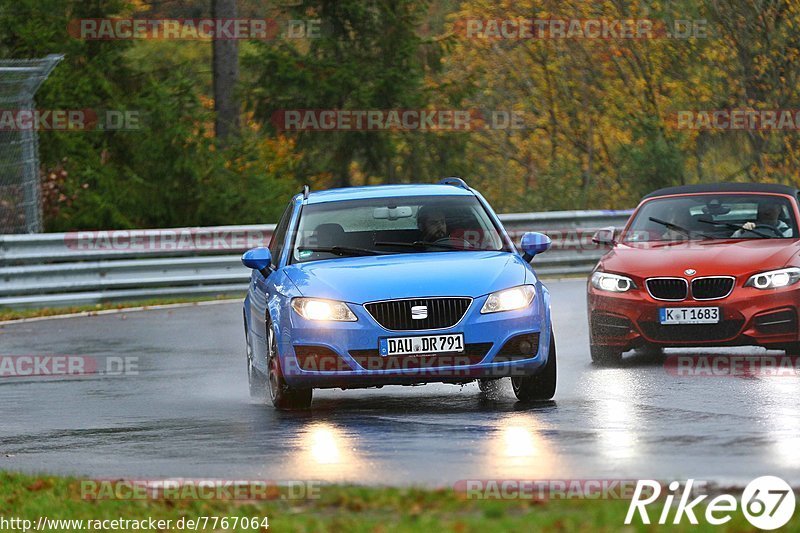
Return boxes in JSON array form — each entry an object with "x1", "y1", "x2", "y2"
[{"x1": 661, "y1": 209, "x2": 696, "y2": 241}]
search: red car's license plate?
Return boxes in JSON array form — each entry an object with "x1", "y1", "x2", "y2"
[{"x1": 659, "y1": 307, "x2": 720, "y2": 324}]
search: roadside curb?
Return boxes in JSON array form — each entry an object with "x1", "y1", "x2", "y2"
[{"x1": 0, "y1": 298, "x2": 242, "y2": 326}]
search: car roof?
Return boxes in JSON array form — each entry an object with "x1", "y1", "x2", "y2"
[
  {"x1": 305, "y1": 184, "x2": 475, "y2": 204},
  {"x1": 642, "y1": 182, "x2": 800, "y2": 200}
]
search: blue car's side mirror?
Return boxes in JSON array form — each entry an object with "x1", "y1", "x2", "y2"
[
  {"x1": 242, "y1": 247, "x2": 273, "y2": 275},
  {"x1": 520, "y1": 232, "x2": 551, "y2": 262}
]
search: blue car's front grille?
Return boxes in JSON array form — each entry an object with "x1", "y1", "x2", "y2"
[{"x1": 365, "y1": 297, "x2": 471, "y2": 331}]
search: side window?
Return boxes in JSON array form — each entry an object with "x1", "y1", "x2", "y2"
[{"x1": 269, "y1": 203, "x2": 294, "y2": 267}]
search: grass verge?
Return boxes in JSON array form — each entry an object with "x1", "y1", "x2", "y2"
[
  {"x1": 0, "y1": 472, "x2": 780, "y2": 532},
  {"x1": 0, "y1": 295, "x2": 242, "y2": 322}
]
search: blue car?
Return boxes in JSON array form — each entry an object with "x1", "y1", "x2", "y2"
[{"x1": 241, "y1": 178, "x2": 556, "y2": 409}]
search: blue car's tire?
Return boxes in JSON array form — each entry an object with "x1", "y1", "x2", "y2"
[
  {"x1": 266, "y1": 321, "x2": 312, "y2": 410},
  {"x1": 245, "y1": 326, "x2": 265, "y2": 399},
  {"x1": 511, "y1": 337, "x2": 556, "y2": 401}
]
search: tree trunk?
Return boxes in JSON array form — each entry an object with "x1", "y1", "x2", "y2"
[{"x1": 212, "y1": 0, "x2": 239, "y2": 142}]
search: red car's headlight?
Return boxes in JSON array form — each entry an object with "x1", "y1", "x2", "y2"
[
  {"x1": 591, "y1": 271, "x2": 636, "y2": 293},
  {"x1": 745, "y1": 267, "x2": 800, "y2": 290}
]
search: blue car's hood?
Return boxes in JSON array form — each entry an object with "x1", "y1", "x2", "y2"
[{"x1": 283, "y1": 251, "x2": 528, "y2": 303}]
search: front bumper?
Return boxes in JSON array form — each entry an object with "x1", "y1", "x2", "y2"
[
  {"x1": 278, "y1": 291, "x2": 552, "y2": 389},
  {"x1": 587, "y1": 279, "x2": 800, "y2": 351}
]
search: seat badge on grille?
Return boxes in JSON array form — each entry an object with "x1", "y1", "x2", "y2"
[
  {"x1": 411, "y1": 305, "x2": 428, "y2": 320},
  {"x1": 684, "y1": 268, "x2": 696, "y2": 276}
]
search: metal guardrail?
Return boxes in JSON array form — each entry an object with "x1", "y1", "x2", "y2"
[{"x1": 0, "y1": 210, "x2": 632, "y2": 308}]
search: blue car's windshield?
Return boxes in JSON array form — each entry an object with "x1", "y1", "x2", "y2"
[{"x1": 291, "y1": 195, "x2": 510, "y2": 263}]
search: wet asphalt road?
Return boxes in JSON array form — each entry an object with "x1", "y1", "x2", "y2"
[{"x1": 1, "y1": 278, "x2": 798, "y2": 486}]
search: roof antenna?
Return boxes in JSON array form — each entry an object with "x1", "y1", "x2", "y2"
[{"x1": 302, "y1": 184, "x2": 310, "y2": 199}]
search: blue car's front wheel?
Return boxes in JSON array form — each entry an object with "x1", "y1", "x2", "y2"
[
  {"x1": 511, "y1": 337, "x2": 556, "y2": 401},
  {"x1": 266, "y1": 321, "x2": 312, "y2": 410},
  {"x1": 245, "y1": 325, "x2": 265, "y2": 399}
]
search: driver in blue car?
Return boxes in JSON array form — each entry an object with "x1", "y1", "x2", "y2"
[
  {"x1": 732, "y1": 202, "x2": 792, "y2": 238},
  {"x1": 417, "y1": 205, "x2": 449, "y2": 242}
]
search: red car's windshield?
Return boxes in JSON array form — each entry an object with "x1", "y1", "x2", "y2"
[{"x1": 622, "y1": 194, "x2": 798, "y2": 242}]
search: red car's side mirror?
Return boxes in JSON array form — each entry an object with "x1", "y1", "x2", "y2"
[{"x1": 592, "y1": 226, "x2": 617, "y2": 246}]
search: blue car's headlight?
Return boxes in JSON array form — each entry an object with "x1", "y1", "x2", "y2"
[
  {"x1": 480, "y1": 285, "x2": 536, "y2": 314},
  {"x1": 745, "y1": 267, "x2": 800, "y2": 290},
  {"x1": 291, "y1": 298, "x2": 357, "y2": 321}
]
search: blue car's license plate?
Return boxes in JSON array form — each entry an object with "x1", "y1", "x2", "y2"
[{"x1": 380, "y1": 333, "x2": 464, "y2": 356}]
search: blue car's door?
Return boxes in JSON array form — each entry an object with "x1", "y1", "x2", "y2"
[{"x1": 247, "y1": 201, "x2": 296, "y2": 371}]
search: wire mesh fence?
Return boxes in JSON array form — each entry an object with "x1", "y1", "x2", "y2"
[{"x1": 0, "y1": 54, "x2": 62, "y2": 234}]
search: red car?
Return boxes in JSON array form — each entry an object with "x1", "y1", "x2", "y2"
[{"x1": 587, "y1": 182, "x2": 800, "y2": 364}]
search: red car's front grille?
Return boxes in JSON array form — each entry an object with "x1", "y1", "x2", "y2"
[
  {"x1": 691, "y1": 277, "x2": 735, "y2": 300},
  {"x1": 646, "y1": 278, "x2": 688, "y2": 301},
  {"x1": 646, "y1": 276, "x2": 736, "y2": 301}
]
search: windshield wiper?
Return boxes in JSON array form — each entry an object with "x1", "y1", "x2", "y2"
[
  {"x1": 298, "y1": 246, "x2": 381, "y2": 257},
  {"x1": 374, "y1": 240, "x2": 467, "y2": 251},
  {"x1": 696, "y1": 218, "x2": 772, "y2": 239},
  {"x1": 648, "y1": 217, "x2": 713, "y2": 240}
]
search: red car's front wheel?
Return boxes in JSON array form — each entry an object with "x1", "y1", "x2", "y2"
[{"x1": 590, "y1": 344, "x2": 622, "y2": 366}]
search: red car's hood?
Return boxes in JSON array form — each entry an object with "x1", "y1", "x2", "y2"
[{"x1": 599, "y1": 239, "x2": 800, "y2": 278}]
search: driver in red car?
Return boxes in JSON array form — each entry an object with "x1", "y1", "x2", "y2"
[{"x1": 732, "y1": 202, "x2": 792, "y2": 238}]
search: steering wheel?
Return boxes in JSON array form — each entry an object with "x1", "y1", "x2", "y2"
[
  {"x1": 752, "y1": 223, "x2": 783, "y2": 237},
  {"x1": 433, "y1": 236, "x2": 474, "y2": 249}
]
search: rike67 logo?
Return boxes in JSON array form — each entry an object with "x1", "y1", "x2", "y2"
[{"x1": 626, "y1": 476, "x2": 795, "y2": 530}]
